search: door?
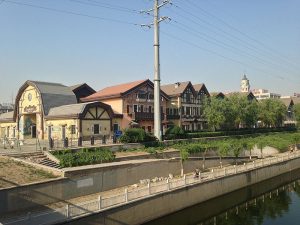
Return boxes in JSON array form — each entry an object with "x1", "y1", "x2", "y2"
[
  {"x1": 62, "y1": 126, "x2": 66, "y2": 140},
  {"x1": 31, "y1": 125, "x2": 36, "y2": 138},
  {"x1": 48, "y1": 126, "x2": 52, "y2": 140},
  {"x1": 113, "y1": 123, "x2": 119, "y2": 133}
]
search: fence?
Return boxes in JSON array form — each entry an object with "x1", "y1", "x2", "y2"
[
  {"x1": 0, "y1": 136, "x2": 118, "y2": 153},
  {"x1": 2, "y1": 150, "x2": 300, "y2": 225}
]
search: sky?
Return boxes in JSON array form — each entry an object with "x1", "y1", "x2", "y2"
[{"x1": 0, "y1": 0, "x2": 300, "y2": 102}]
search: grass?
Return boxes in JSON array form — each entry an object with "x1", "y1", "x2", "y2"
[{"x1": 0, "y1": 157, "x2": 58, "y2": 189}]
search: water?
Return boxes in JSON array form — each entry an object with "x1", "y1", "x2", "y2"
[{"x1": 143, "y1": 170, "x2": 300, "y2": 225}]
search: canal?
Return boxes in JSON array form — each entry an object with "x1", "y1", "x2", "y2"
[{"x1": 143, "y1": 169, "x2": 300, "y2": 225}]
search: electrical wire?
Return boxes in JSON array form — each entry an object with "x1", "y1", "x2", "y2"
[
  {"x1": 183, "y1": 0, "x2": 300, "y2": 71},
  {"x1": 4, "y1": 0, "x2": 139, "y2": 26}
]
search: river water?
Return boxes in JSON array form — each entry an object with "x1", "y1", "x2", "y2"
[{"x1": 143, "y1": 170, "x2": 300, "y2": 225}]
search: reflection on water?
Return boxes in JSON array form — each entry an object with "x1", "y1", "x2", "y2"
[{"x1": 143, "y1": 169, "x2": 300, "y2": 225}]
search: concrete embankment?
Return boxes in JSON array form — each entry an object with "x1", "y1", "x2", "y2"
[
  {"x1": 0, "y1": 157, "x2": 245, "y2": 215},
  {"x1": 64, "y1": 155, "x2": 300, "y2": 225}
]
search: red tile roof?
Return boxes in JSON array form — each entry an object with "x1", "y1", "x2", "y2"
[{"x1": 82, "y1": 79, "x2": 148, "y2": 101}]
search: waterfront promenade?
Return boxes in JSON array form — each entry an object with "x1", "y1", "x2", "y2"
[{"x1": 1, "y1": 150, "x2": 300, "y2": 225}]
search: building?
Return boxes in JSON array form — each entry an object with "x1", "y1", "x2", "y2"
[
  {"x1": 0, "y1": 103, "x2": 14, "y2": 114},
  {"x1": 224, "y1": 92, "x2": 257, "y2": 101},
  {"x1": 0, "y1": 80, "x2": 116, "y2": 141},
  {"x1": 240, "y1": 74, "x2": 250, "y2": 93},
  {"x1": 161, "y1": 81, "x2": 210, "y2": 131},
  {"x1": 81, "y1": 79, "x2": 169, "y2": 134},
  {"x1": 252, "y1": 89, "x2": 281, "y2": 100},
  {"x1": 280, "y1": 98, "x2": 295, "y2": 125}
]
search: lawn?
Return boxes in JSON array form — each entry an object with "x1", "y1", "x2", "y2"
[{"x1": 0, "y1": 156, "x2": 58, "y2": 189}]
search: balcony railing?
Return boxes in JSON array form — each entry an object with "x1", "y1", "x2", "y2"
[
  {"x1": 166, "y1": 114, "x2": 180, "y2": 120},
  {"x1": 132, "y1": 112, "x2": 164, "y2": 121}
]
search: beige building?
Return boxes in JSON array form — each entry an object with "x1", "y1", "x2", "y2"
[
  {"x1": 252, "y1": 89, "x2": 281, "y2": 100},
  {"x1": 0, "y1": 80, "x2": 116, "y2": 142},
  {"x1": 81, "y1": 79, "x2": 169, "y2": 134}
]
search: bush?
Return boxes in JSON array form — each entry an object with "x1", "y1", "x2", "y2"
[
  {"x1": 119, "y1": 128, "x2": 158, "y2": 143},
  {"x1": 164, "y1": 126, "x2": 186, "y2": 140},
  {"x1": 52, "y1": 147, "x2": 115, "y2": 168}
]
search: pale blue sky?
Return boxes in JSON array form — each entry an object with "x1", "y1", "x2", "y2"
[{"x1": 0, "y1": 0, "x2": 299, "y2": 102}]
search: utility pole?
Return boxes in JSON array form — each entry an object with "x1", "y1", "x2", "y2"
[
  {"x1": 153, "y1": 0, "x2": 161, "y2": 141},
  {"x1": 141, "y1": 0, "x2": 171, "y2": 141}
]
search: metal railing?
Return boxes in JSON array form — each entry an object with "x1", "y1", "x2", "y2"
[{"x1": 2, "y1": 150, "x2": 300, "y2": 225}]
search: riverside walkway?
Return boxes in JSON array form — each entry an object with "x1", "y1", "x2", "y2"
[{"x1": 1, "y1": 150, "x2": 300, "y2": 225}]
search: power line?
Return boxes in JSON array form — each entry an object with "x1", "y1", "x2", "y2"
[
  {"x1": 68, "y1": 0, "x2": 141, "y2": 15},
  {"x1": 4, "y1": 0, "x2": 139, "y2": 25},
  {"x1": 170, "y1": 20, "x2": 297, "y2": 78},
  {"x1": 183, "y1": 0, "x2": 300, "y2": 71},
  {"x1": 170, "y1": 3, "x2": 300, "y2": 76},
  {"x1": 161, "y1": 31, "x2": 292, "y2": 82}
]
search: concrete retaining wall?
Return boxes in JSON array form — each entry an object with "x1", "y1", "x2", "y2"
[
  {"x1": 0, "y1": 157, "x2": 246, "y2": 215},
  {"x1": 66, "y1": 157, "x2": 300, "y2": 225}
]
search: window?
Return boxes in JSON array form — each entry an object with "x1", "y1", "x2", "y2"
[
  {"x1": 186, "y1": 107, "x2": 190, "y2": 115},
  {"x1": 148, "y1": 106, "x2": 152, "y2": 113},
  {"x1": 127, "y1": 105, "x2": 130, "y2": 114},
  {"x1": 133, "y1": 105, "x2": 138, "y2": 113},
  {"x1": 147, "y1": 126, "x2": 152, "y2": 133},
  {"x1": 70, "y1": 125, "x2": 76, "y2": 134},
  {"x1": 166, "y1": 108, "x2": 170, "y2": 115},
  {"x1": 93, "y1": 124, "x2": 100, "y2": 134},
  {"x1": 140, "y1": 105, "x2": 144, "y2": 113}
]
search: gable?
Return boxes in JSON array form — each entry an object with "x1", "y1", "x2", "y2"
[{"x1": 84, "y1": 107, "x2": 110, "y2": 120}]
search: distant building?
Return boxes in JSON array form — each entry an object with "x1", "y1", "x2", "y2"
[
  {"x1": 252, "y1": 89, "x2": 281, "y2": 100},
  {"x1": 294, "y1": 93, "x2": 300, "y2": 98},
  {"x1": 0, "y1": 103, "x2": 14, "y2": 114},
  {"x1": 240, "y1": 74, "x2": 250, "y2": 93}
]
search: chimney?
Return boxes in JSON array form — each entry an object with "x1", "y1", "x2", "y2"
[{"x1": 174, "y1": 82, "x2": 180, "y2": 88}]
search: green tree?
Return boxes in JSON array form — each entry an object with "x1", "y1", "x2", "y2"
[
  {"x1": 259, "y1": 99, "x2": 286, "y2": 127},
  {"x1": 230, "y1": 140, "x2": 243, "y2": 165},
  {"x1": 256, "y1": 137, "x2": 268, "y2": 158},
  {"x1": 242, "y1": 137, "x2": 256, "y2": 159},
  {"x1": 243, "y1": 101, "x2": 259, "y2": 128},
  {"x1": 179, "y1": 148, "x2": 189, "y2": 176},
  {"x1": 291, "y1": 133, "x2": 300, "y2": 151},
  {"x1": 217, "y1": 140, "x2": 230, "y2": 168},
  {"x1": 203, "y1": 97, "x2": 226, "y2": 131}
]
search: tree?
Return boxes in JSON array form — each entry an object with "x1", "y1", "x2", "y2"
[
  {"x1": 243, "y1": 101, "x2": 259, "y2": 128},
  {"x1": 242, "y1": 138, "x2": 255, "y2": 159},
  {"x1": 259, "y1": 99, "x2": 286, "y2": 127},
  {"x1": 203, "y1": 97, "x2": 226, "y2": 131},
  {"x1": 256, "y1": 137, "x2": 268, "y2": 158},
  {"x1": 179, "y1": 148, "x2": 189, "y2": 176},
  {"x1": 217, "y1": 140, "x2": 230, "y2": 168},
  {"x1": 230, "y1": 140, "x2": 243, "y2": 165},
  {"x1": 291, "y1": 133, "x2": 300, "y2": 151}
]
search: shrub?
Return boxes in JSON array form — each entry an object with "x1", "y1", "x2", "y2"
[
  {"x1": 52, "y1": 147, "x2": 115, "y2": 168},
  {"x1": 164, "y1": 126, "x2": 186, "y2": 140},
  {"x1": 119, "y1": 128, "x2": 158, "y2": 143}
]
